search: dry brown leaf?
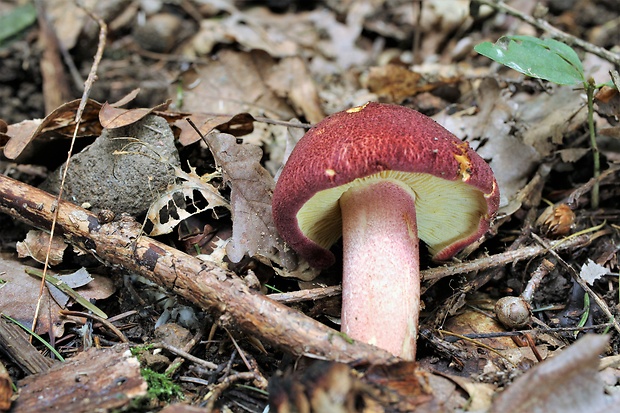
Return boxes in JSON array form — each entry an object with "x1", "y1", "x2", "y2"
[
  {"x1": 3, "y1": 99, "x2": 102, "y2": 160},
  {"x1": 518, "y1": 86, "x2": 587, "y2": 156},
  {"x1": 365, "y1": 65, "x2": 426, "y2": 103},
  {"x1": 266, "y1": 57, "x2": 325, "y2": 124},
  {"x1": 45, "y1": 0, "x2": 95, "y2": 50},
  {"x1": 437, "y1": 374, "x2": 496, "y2": 412},
  {"x1": 177, "y1": 49, "x2": 296, "y2": 120},
  {"x1": 186, "y1": 6, "x2": 309, "y2": 58},
  {"x1": 109, "y1": 88, "x2": 141, "y2": 108},
  {"x1": 362, "y1": 362, "x2": 438, "y2": 411},
  {"x1": 98, "y1": 100, "x2": 170, "y2": 129},
  {"x1": 174, "y1": 112, "x2": 255, "y2": 146},
  {"x1": 489, "y1": 334, "x2": 619, "y2": 413},
  {"x1": 204, "y1": 130, "x2": 296, "y2": 269},
  {"x1": 0, "y1": 119, "x2": 40, "y2": 158},
  {"x1": 557, "y1": 147, "x2": 590, "y2": 163},
  {"x1": 16, "y1": 230, "x2": 67, "y2": 266}
]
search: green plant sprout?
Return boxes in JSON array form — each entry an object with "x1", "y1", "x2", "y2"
[{"x1": 475, "y1": 35, "x2": 613, "y2": 208}]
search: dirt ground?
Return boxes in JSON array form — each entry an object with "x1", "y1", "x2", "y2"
[{"x1": 1, "y1": 0, "x2": 620, "y2": 412}]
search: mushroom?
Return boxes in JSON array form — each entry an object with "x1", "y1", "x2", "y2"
[{"x1": 272, "y1": 102, "x2": 499, "y2": 360}]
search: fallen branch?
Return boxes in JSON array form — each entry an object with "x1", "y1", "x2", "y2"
[{"x1": 0, "y1": 174, "x2": 393, "y2": 364}]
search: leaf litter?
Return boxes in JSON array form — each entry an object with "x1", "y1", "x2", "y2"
[{"x1": 0, "y1": 0, "x2": 619, "y2": 412}]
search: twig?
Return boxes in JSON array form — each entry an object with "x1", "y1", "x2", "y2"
[
  {"x1": 521, "y1": 259, "x2": 555, "y2": 303},
  {"x1": 443, "y1": 323, "x2": 613, "y2": 341},
  {"x1": 32, "y1": 5, "x2": 107, "y2": 335},
  {"x1": 203, "y1": 371, "x2": 265, "y2": 412},
  {"x1": 438, "y1": 330, "x2": 518, "y2": 367},
  {"x1": 266, "y1": 234, "x2": 600, "y2": 302},
  {"x1": 224, "y1": 328, "x2": 268, "y2": 389},
  {"x1": 267, "y1": 285, "x2": 342, "y2": 303},
  {"x1": 58, "y1": 310, "x2": 128, "y2": 343},
  {"x1": 566, "y1": 166, "x2": 619, "y2": 208},
  {"x1": 26, "y1": 269, "x2": 107, "y2": 319},
  {"x1": 154, "y1": 338, "x2": 218, "y2": 371},
  {"x1": 422, "y1": 232, "x2": 599, "y2": 286},
  {"x1": 530, "y1": 233, "x2": 620, "y2": 335},
  {"x1": 475, "y1": 0, "x2": 620, "y2": 66},
  {"x1": 191, "y1": 112, "x2": 312, "y2": 129}
]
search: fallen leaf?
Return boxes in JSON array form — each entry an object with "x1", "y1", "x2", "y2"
[
  {"x1": 174, "y1": 112, "x2": 255, "y2": 146},
  {"x1": 45, "y1": 267, "x2": 95, "y2": 308},
  {"x1": 364, "y1": 64, "x2": 461, "y2": 103},
  {"x1": 518, "y1": 86, "x2": 587, "y2": 156},
  {"x1": 177, "y1": 49, "x2": 296, "y2": 120},
  {"x1": 557, "y1": 148, "x2": 590, "y2": 163},
  {"x1": 266, "y1": 57, "x2": 325, "y2": 124},
  {"x1": 3, "y1": 99, "x2": 102, "y2": 160},
  {"x1": 146, "y1": 167, "x2": 230, "y2": 236},
  {"x1": 204, "y1": 130, "x2": 296, "y2": 269},
  {"x1": 269, "y1": 361, "x2": 437, "y2": 413},
  {"x1": 0, "y1": 252, "x2": 115, "y2": 336},
  {"x1": 98, "y1": 100, "x2": 170, "y2": 129},
  {"x1": 16, "y1": 230, "x2": 67, "y2": 266},
  {"x1": 45, "y1": 0, "x2": 95, "y2": 50},
  {"x1": 489, "y1": 334, "x2": 620, "y2": 413},
  {"x1": 363, "y1": 362, "x2": 437, "y2": 411}
]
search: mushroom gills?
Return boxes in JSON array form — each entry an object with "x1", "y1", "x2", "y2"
[{"x1": 296, "y1": 170, "x2": 488, "y2": 258}]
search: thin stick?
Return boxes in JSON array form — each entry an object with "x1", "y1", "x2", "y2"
[
  {"x1": 32, "y1": 6, "x2": 107, "y2": 334},
  {"x1": 531, "y1": 233, "x2": 620, "y2": 335},
  {"x1": 422, "y1": 232, "x2": 599, "y2": 286},
  {"x1": 58, "y1": 310, "x2": 128, "y2": 343},
  {"x1": 155, "y1": 339, "x2": 218, "y2": 371},
  {"x1": 443, "y1": 323, "x2": 613, "y2": 341}
]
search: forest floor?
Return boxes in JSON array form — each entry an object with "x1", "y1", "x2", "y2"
[{"x1": 1, "y1": 1, "x2": 620, "y2": 412}]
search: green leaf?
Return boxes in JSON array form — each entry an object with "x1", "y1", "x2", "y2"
[
  {"x1": 474, "y1": 35, "x2": 585, "y2": 85},
  {"x1": 0, "y1": 4, "x2": 37, "y2": 45}
]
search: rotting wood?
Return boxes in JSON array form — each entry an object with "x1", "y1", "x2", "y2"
[
  {"x1": 0, "y1": 174, "x2": 394, "y2": 364},
  {"x1": 12, "y1": 343, "x2": 146, "y2": 413},
  {"x1": 0, "y1": 316, "x2": 56, "y2": 375}
]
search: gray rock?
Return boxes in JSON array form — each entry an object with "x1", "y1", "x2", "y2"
[{"x1": 43, "y1": 115, "x2": 180, "y2": 216}]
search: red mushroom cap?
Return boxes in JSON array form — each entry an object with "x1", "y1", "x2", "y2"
[{"x1": 272, "y1": 102, "x2": 499, "y2": 268}]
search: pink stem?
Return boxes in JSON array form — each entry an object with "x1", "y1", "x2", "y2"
[{"x1": 339, "y1": 180, "x2": 420, "y2": 360}]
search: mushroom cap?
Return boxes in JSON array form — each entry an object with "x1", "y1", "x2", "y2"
[{"x1": 272, "y1": 102, "x2": 500, "y2": 268}]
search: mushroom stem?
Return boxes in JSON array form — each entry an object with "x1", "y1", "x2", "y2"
[{"x1": 339, "y1": 180, "x2": 420, "y2": 360}]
